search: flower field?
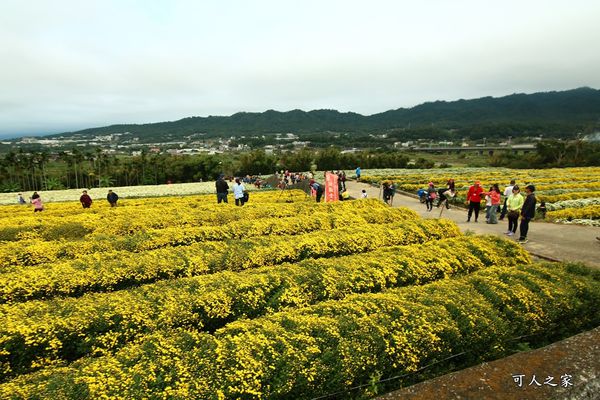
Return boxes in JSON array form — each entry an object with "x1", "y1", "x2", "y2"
[
  {"x1": 358, "y1": 167, "x2": 600, "y2": 225},
  {"x1": 0, "y1": 181, "x2": 263, "y2": 206},
  {"x1": 0, "y1": 190, "x2": 599, "y2": 399}
]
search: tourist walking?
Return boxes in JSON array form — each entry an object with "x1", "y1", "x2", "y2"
[
  {"x1": 466, "y1": 181, "x2": 484, "y2": 222},
  {"x1": 80, "y1": 190, "x2": 93, "y2": 208},
  {"x1": 518, "y1": 185, "x2": 537, "y2": 244},
  {"x1": 505, "y1": 185, "x2": 524, "y2": 237},
  {"x1": 233, "y1": 178, "x2": 246, "y2": 206},
  {"x1": 30, "y1": 192, "x2": 44, "y2": 212},
  {"x1": 390, "y1": 182, "x2": 397, "y2": 206},
  {"x1": 483, "y1": 184, "x2": 501, "y2": 224},
  {"x1": 107, "y1": 190, "x2": 119, "y2": 207},
  {"x1": 216, "y1": 175, "x2": 229, "y2": 204},
  {"x1": 383, "y1": 182, "x2": 393, "y2": 205},
  {"x1": 437, "y1": 179, "x2": 455, "y2": 209},
  {"x1": 484, "y1": 187, "x2": 493, "y2": 222},
  {"x1": 355, "y1": 166, "x2": 361, "y2": 180},
  {"x1": 500, "y1": 180, "x2": 516, "y2": 220},
  {"x1": 426, "y1": 182, "x2": 436, "y2": 211}
]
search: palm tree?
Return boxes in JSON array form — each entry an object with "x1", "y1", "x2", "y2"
[
  {"x1": 98, "y1": 175, "x2": 115, "y2": 188},
  {"x1": 72, "y1": 149, "x2": 84, "y2": 189},
  {"x1": 35, "y1": 151, "x2": 50, "y2": 190},
  {"x1": 57, "y1": 151, "x2": 72, "y2": 188},
  {"x1": 3, "y1": 151, "x2": 18, "y2": 187},
  {"x1": 45, "y1": 177, "x2": 65, "y2": 190},
  {"x1": 84, "y1": 151, "x2": 96, "y2": 187}
]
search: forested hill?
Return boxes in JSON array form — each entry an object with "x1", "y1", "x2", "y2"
[{"x1": 54, "y1": 87, "x2": 600, "y2": 140}]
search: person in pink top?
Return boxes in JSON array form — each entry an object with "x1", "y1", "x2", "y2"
[
  {"x1": 483, "y1": 184, "x2": 501, "y2": 224},
  {"x1": 466, "y1": 181, "x2": 484, "y2": 222},
  {"x1": 30, "y1": 192, "x2": 44, "y2": 212}
]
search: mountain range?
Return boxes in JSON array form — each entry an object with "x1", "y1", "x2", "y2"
[{"x1": 50, "y1": 87, "x2": 600, "y2": 141}]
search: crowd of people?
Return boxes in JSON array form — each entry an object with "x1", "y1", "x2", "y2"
[
  {"x1": 284, "y1": 169, "x2": 540, "y2": 246},
  {"x1": 418, "y1": 179, "x2": 537, "y2": 244},
  {"x1": 418, "y1": 179, "x2": 456, "y2": 211},
  {"x1": 276, "y1": 170, "x2": 312, "y2": 187}
]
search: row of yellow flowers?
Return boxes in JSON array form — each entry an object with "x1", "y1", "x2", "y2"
[
  {"x1": 537, "y1": 191, "x2": 600, "y2": 203},
  {"x1": 0, "y1": 189, "x2": 311, "y2": 218},
  {"x1": 0, "y1": 235, "x2": 530, "y2": 380},
  {"x1": 547, "y1": 205, "x2": 600, "y2": 221},
  {"x1": 369, "y1": 180, "x2": 600, "y2": 194},
  {"x1": 359, "y1": 166, "x2": 600, "y2": 186},
  {"x1": 1, "y1": 262, "x2": 597, "y2": 399},
  {"x1": 0, "y1": 219, "x2": 460, "y2": 304},
  {"x1": 0, "y1": 202, "x2": 417, "y2": 270},
  {"x1": 0, "y1": 190, "x2": 321, "y2": 241}
]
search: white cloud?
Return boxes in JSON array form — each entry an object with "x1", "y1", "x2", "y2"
[{"x1": 1, "y1": 0, "x2": 599, "y2": 137}]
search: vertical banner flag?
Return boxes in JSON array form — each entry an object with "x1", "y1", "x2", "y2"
[{"x1": 325, "y1": 172, "x2": 339, "y2": 202}]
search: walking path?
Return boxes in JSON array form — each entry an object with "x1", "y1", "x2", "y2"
[{"x1": 346, "y1": 181, "x2": 600, "y2": 269}]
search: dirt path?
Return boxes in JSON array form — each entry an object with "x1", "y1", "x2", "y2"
[{"x1": 346, "y1": 181, "x2": 600, "y2": 269}]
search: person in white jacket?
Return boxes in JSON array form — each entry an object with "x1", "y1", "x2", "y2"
[{"x1": 233, "y1": 178, "x2": 246, "y2": 206}]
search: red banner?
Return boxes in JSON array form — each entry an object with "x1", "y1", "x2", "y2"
[{"x1": 325, "y1": 172, "x2": 339, "y2": 202}]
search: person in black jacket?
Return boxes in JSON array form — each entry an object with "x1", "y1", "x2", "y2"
[
  {"x1": 216, "y1": 175, "x2": 229, "y2": 204},
  {"x1": 107, "y1": 190, "x2": 119, "y2": 207},
  {"x1": 518, "y1": 184, "x2": 536, "y2": 243}
]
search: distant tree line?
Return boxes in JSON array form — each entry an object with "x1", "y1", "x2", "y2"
[
  {"x1": 490, "y1": 139, "x2": 600, "y2": 168},
  {"x1": 0, "y1": 149, "x2": 226, "y2": 193},
  {"x1": 3, "y1": 140, "x2": 599, "y2": 193},
  {"x1": 0, "y1": 147, "x2": 418, "y2": 193}
]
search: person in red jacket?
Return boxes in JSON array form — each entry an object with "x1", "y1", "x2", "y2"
[
  {"x1": 466, "y1": 181, "x2": 484, "y2": 222},
  {"x1": 80, "y1": 190, "x2": 93, "y2": 208}
]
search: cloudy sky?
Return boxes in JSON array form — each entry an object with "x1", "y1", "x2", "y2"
[{"x1": 1, "y1": 0, "x2": 599, "y2": 138}]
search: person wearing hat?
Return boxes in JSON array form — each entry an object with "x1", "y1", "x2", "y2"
[
  {"x1": 466, "y1": 180, "x2": 484, "y2": 222},
  {"x1": 518, "y1": 184, "x2": 537, "y2": 244}
]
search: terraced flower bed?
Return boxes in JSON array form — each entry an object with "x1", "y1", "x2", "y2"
[{"x1": 0, "y1": 190, "x2": 598, "y2": 399}]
